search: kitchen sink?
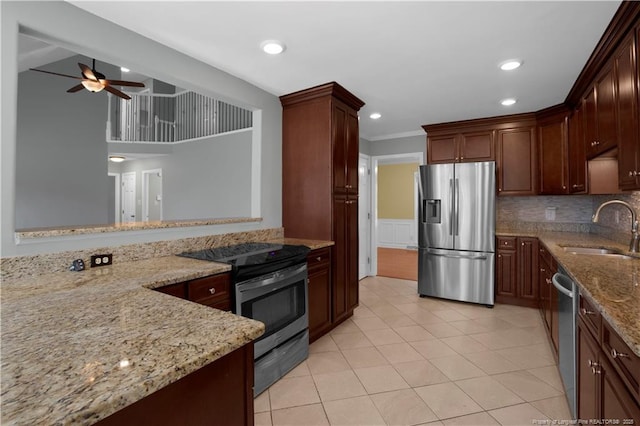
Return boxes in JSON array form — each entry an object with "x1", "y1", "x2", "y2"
[{"x1": 561, "y1": 246, "x2": 636, "y2": 260}]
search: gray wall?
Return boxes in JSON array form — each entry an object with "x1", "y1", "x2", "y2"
[
  {"x1": 110, "y1": 131, "x2": 252, "y2": 221},
  {"x1": 369, "y1": 134, "x2": 426, "y2": 158},
  {"x1": 2, "y1": 1, "x2": 282, "y2": 257},
  {"x1": 16, "y1": 55, "x2": 116, "y2": 229}
]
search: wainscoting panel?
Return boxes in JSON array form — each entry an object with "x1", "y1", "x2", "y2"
[{"x1": 377, "y1": 219, "x2": 416, "y2": 248}]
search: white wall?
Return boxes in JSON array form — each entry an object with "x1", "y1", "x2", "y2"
[{"x1": 1, "y1": 1, "x2": 282, "y2": 257}]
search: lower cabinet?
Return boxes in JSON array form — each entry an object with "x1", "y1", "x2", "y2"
[
  {"x1": 496, "y1": 236, "x2": 539, "y2": 308},
  {"x1": 538, "y1": 245, "x2": 558, "y2": 356},
  {"x1": 96, "y1": 342, "x2": 255, "y2": 426},
  {"x1": 307, "y1": 247, "x2": 333, "y2": 343},
  {"x1": 578, "y1": 315, "x2": 640, "y2": 421},
  {"x1": 156, "y1": 272, "x2": 231, "y2": 311}
]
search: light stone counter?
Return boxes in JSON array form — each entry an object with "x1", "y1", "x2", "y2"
[
  {"x1": 0, "y1": 255, "x2": 265, "y2": 425},
  {"x1": 268, "y1": 237, "x2": 335, "y2": 251},
  {"x1": 497, "y1": 230, "x2": 640, "y2": 356}
]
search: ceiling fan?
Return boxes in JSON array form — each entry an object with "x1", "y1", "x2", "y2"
[{"x1": 29, "y1": 59, "x2": 145, "y2": 100}]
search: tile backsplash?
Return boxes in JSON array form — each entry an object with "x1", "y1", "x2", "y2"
[{"x1": 497, "y1": 192, "x2": 640, "y2": 246}]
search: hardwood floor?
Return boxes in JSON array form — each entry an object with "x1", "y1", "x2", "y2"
[{"x1": 376, "y1": 247, "x2": 418, "y2": 281}]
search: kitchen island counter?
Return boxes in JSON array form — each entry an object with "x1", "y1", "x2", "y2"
[
  {"x1": 497, "y1": 230, "x2": 640, "y2": 356},
  {"x1": 1, "y1": 255, "x2": 264, "y2": 425}
]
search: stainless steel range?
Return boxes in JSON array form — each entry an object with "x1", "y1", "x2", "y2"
[{"x1": 179, "y1": 243, "x2": 310, "y2": 396}]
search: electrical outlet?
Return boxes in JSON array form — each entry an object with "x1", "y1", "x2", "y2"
[{"x1": 91, "y1": 254, "x2": 113, "y2": 267}]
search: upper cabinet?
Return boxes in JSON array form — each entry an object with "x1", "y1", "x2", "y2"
[
  {"x1": 496, "y1": 122, "x2": 537, "y2": 196},
  {"x1": 423, "y1": 114, "x2": 536, "y2": 196},
  {"x1": 584, "y1": 63, "x2": 617, "y2": 158},
  {"x1": 616, "y1": 31, "x2": 640, "y2": 190},
  {"x1": 426, "y1": 129, "x2": 494, "y2": 164},
  {"x1": 568, "y1": 105, "x2": 588, "y2": 193},
  {"x1": 537, "y1": 106, "x2": 570, "y2": 195},
  {"x1": 332, "y1": 99, "x2": 360, "y2": 195}
]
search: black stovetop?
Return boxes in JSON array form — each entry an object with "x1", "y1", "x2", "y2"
[{"x1": 178, "y1": 243, "x2": 309, "y2": 282}]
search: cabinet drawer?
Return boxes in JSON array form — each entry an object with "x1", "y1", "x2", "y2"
[
  {"x1": 307, "y1": 247, "x2": 331, "y2": 270},
  {"x1": 602, "y1": 321, "x2": 640, "y2": 404},
  {"x1": 578, "y1": 294, "x2": 601, "y2": 339},
  {"x1": 497, "y1": 237, "x2": 516, "y2": 250},
  {"x1": 156, "y1": 282, "x2": 186, "y2": 299},
  {"x1": 188, "y1": 274, "x2": 231, "y2": 307}
]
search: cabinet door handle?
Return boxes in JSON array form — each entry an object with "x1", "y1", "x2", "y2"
[
  {"x1": 460, "y1": 156, "x2": 464, "y2": 160},
  {"x1": 316, "y1": 256, "x2": 322, "y2": 262},
  {"x1": 580, "y1": 307, "x2": 595, "y2": 316},
  {"x1": 611, "y1": 348, "x2": 629, "y2": 359},
  {"x1": 591, "y1": 366, "x2": 602, "y2": 375},
  {"x1": 629, "y1": 171, "x2": 639, "y2": 177},
  {"x1": 540, "y1": 268, "x2": 546, "y2": 272},
  {"x1": 208, "y1": 288, "x2": 216, "y2": 295},
  {"x1": 588, "y1": 359, "x2": 599, "y2": 368}
]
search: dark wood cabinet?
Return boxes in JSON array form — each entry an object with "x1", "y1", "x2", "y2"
[
  {"x1": 187, "y1": 274, "x2": 231, "y2": 311},
  {"x1": 426, "y1": 129, "x2": 494, "y2": 164},
  {"x1": 281, "y1": 82, "x2": 364, "y2": 329},
  {"x1": 537, "y1": 106, "x2": 570, "y2": 194},
  {"x1": 496, "y1": 125, "x2": 537, "y2": 195},
  {"x1": 96, "y1": 342, "x2": 255, "y2": 426},
  {"x1": 307, "y1": 247, "x2": 332, "y2": 343},
  {"x1": 585, "y1": 62, "x2": 618, "y2": 159},
  {"x1": 568, "y1": 105, "x2": 588, "y2": 193},
  {"x1": 538, "y1": 244, "x2": 558, "y2": 356},
  {"x1": 616, "y1": 32, "x2": 640, "y2": 190},
  {"x1": 578, "y1": 314, "x2": 640, "y2": 422},
  {"x1": 155, "y1": 273, "x2": 232, "y2": 312},
  {"x1": 496, "y1": 236, "x2": 538, "y2": 308}
]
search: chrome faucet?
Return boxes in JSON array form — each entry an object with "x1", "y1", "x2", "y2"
[{"x1": 592, "y1": 200, "x2": 640, "y2": 253}]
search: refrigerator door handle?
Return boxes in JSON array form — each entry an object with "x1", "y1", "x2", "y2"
[
  {"x1": 454, "y1": 178, "x2": 460, "y2": 236},
  {"x1": 427, "y1": 251, "x2": 488, "y2": 261},
  {"x1": 448, "y1": 179, "x2": 454, "y2": 236}
]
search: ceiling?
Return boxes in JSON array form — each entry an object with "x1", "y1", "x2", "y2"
[{"x1": 61, "y1": 1, "x2": 620, "y2": 141}]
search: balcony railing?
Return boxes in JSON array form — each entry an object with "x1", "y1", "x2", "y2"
[{"x1": 107, "y1": 90, "x2": 253, "y2": 143}]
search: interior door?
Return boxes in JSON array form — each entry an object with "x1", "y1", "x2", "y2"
[
  {"x1": 358, "y1": 154, "x2": 370, "y2": 279},
  {"x1": 122, "y1": 172, "x2": 136, "y2": 223}
]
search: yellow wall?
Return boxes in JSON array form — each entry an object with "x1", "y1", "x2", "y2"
[{"x1": 378, "y1": 163, "x2": 418, "y2": 219}]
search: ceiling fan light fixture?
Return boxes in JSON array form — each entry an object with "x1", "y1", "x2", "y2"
[
  {"x1": 261, "y1": 40, "x2": 286, "y2": 55},
  {"x1": 500, "y1": 60, "x2": 522, "y2": 71},
  {"x1": 109, "y1": 155, "x2": 126, "y2": 163},
  {"x1": 81, "y1": 79, "x2": 104, "y2": 93}
]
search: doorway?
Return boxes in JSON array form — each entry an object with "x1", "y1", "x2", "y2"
[
  {"x1": 121, "y1": 171, "x2": 136, "y2": 223},
  {"x1": 142, "y1": 168, "x2": 163, "y2": 222},
  {"x1": 371, "y1": 152, "x2": 424, "y2": 279},
  {"x1": 358, "y1": 154, "x2": 371, "y2": 279},
  {"x1": 108, "y1": 172, "x2": 121, "y2": 224}
]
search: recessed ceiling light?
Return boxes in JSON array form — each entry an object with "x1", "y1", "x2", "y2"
[
  {"x1": 261, "y1": 40, "x2": 286, "y2": 55},
  {"x1": 109, "y1": 155, "x2": 126, "y2": 163},
  {"x1": 501, "y1": 98, "x2": 517, "y2": 106},
  {"x1": 120, "y1": 67, "x2": 130, "y2": 73},
  {"x1": 370, "y1": 113, "x2": 382, "y2": 120},
  {"x1": 500, "y1": 60, "x2": 522, "y2": 71}
]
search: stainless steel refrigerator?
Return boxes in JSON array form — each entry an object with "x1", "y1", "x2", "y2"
[{"x1": 418, "y1": 161, "x2": 496, "y2": 306}]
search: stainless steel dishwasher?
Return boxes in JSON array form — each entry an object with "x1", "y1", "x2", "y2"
[{"x1": 552, "y1": 269, "x2": 578, "y2": 419}]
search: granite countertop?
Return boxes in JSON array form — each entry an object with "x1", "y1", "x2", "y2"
[
  {"x1": 268, "y1": 237, "x2": 335, "y2": 251},
  {"x1": 0, "y1": 256, "x2": 265, "y2": 425},
  {"x1": 498, "y1": 230, "x2": 640, "y2": 356}
]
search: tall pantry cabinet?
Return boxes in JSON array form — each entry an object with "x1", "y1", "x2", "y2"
[{"x1": 280, "y1": 82, "x2": 365, "y2": 326}]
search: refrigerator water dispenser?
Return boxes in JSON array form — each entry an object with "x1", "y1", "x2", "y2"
[{"x1": 423, "y1": 199, "x2": 441, "y2": 223}]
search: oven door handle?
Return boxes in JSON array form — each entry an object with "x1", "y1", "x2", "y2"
[{"x1": 237, "y1": 263, "x2": 307, "y2": 294}]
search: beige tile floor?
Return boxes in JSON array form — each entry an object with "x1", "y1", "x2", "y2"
[{"x1": 254, "y1": 276, "x2": 571, "y2": 426}]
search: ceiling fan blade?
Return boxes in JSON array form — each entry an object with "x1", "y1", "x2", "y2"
[
  {"x1": 103, "y1": 84, "x2": 131, "y2": 100},
  {"x1": 78, "y1": 62, "x2": 97, "y2": 81},
  {"x1": 29, "y1": 68, "x2": 83, "y2": 80},
  {"x1": 104, "y1": 79, "x2": 145, "y2": 88},
  {"x1": 67, "y1": 84, "x2": 85, "y2": 93}
]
